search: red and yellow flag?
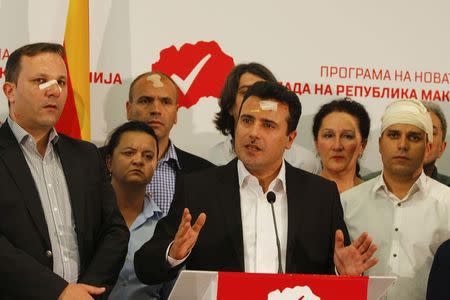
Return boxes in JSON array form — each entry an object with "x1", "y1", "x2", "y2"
[{"x1": 56, "y1": 0, "x2": 90, "y2": 140}]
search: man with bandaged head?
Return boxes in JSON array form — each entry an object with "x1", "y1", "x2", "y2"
[
  {"x1": 0, "y1": 42, "x2": 129, "y2": 299},
  {"x1": 341, "y1": 99, "x2": 450, "y2": 300}
]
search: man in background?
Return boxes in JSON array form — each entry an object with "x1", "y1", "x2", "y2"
[
  {"x1": 342, "y1": 99, "x2": 450, "y2": 300},
  {"x1": 119, "y1": 71, "x2": 214, "y2": 298},
  {"x1": 364, "y1": 101, "x2": 450, "y2": 186},
  {"x1": 209, "y1": 62, "x2": 321, "y2": 173},
  {"x1": 422, "y1": 102, "x2": 450, "y2": 186}
]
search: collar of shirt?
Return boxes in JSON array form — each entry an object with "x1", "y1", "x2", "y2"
[
  {"x1": 158, "y1": 141, "x2": 181, "y2": 170},
  {"x1": 130, "y1": 192, "x2": 163, "y2": 231},
  {"x1": 7, "y1": 116, "x2": 59, "y2": 146},
  {"x1": 372, "y1": 171, "x2": 428, "y2": 202},
  {"x1": 237, "y1": 159, "x2": 286, "y2": 194}
]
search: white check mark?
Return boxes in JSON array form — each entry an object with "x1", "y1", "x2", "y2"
[{"x1": 171, "y1": 53, "x2": 212, "y2": 95}]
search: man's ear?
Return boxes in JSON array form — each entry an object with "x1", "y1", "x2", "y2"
[
  {"x1": 438, "y1": 140, "x2": 447, "y2": 158},
  {"x1": 126, "y1": 101, "x2": 132, "y2": 120},
  {"x1": 425, "y1": 140, "x2": 432, "y2": 156},
  {"x1": 286, "y1": 130, "x2": 297, "y2": 150},
  {"x1": 3, "y1": 82, "x2": 15, "y2": 105},
  {"x1": 378, "y1": 136, "x2": 382, "y2": 155},
  {"x1": 174, "y1": 105, "x2": 178, "y2": 125}
]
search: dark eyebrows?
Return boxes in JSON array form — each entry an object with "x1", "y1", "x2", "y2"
[
  {"x1": 386, "y1": 129, "x2": 400, "y2": 134},
  {"x1": 122, "y1": 147, "x2": 136, "y2": 151},
  {"x1": 408, "y1": 131, "x2": 424, "y2": 137},
  {"x1": 240, "y1": 113, "x2": 254, "y2": 120},
  {"x1": 143, "y1": 150, "x2": 155, "y2": 155},
  {"x1": 136, "y1": 96, "x2": 153, "y2": 102},
  {"x1": 160, "y1": 96, "x2": 174, "y2": 102},
  {"x1": 261, "y1": 118, "x2": 277, "y2": 126},
  {"x1": 386, "y1": 128, "x2": 424, "y2": 136}
]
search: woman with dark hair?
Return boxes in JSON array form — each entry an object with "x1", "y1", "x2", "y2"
[
  {"x1": 209, "y1": 62, "x2": 321, "y2": 173},
  {"x1": 105, "y1": 121, "x2": 171, "y2": 299},
  {"x1": 312, "y1": 98, "x2": 370, "y2": 193}
]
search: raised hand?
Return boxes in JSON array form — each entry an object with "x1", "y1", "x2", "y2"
[
  {"x1": 168, "y1": 208, "x2": 206, "y2": 260},
  {"x1": 58, "y1": 283, "x2": 105, "y2": 300},
  {"x1": 334, "y1": 230, "x2": 378, "y2": 275}
]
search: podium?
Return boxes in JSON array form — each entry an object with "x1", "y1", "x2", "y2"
[{"x1": 168, "y1": 270, "x2": 395, "y2": 300}]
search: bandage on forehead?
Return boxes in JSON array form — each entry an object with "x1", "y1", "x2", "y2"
[
  {"x1": 147, "y1": 74, "x2": 164, "y2": 88},
  {"x1": 259, "y1": 100, "x2": 278, "y2": 111},
  {"x1": 381, "y1": 99, "x2": 433, "y2": 142},
  {"x1": 39, "y1": 79, "x2": 62, "y2": 92}
]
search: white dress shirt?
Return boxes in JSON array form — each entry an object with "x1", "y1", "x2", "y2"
[
  {"x1": 341, "y1": 172, "x2": 450, "y2": 300},
  {"x1": 168, "y1": 160, "x2": 288, "y2": 274},
  {"x1": 237, "y1": 160, "x2": 288, "y2": 273}
]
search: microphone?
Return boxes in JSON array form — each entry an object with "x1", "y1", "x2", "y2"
[{"x1": 266, "y1": 191, "x2": 283, "y2": 274}]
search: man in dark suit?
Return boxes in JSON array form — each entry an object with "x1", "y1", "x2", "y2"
[
  {"x1": 0, "y1": 43, "x2": 129, "y2": 300},
  {"x1": 134, "y1": 81, "x2": 378, "y2": 284},
  {"x1": 427, "y1": 239, "x2": 450, "y2": 299}
]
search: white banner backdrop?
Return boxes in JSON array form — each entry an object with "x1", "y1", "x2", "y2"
[{"x1": 1, "y1": 0, "x2": 449, "y2": 175}]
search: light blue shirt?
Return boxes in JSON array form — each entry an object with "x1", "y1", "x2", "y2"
[{"x1": 109, "y1": 194, "x2": 164, "y2": 300}]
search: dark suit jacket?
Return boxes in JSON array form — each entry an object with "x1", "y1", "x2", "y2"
[
  {"x1": 134, "y1": 159, "x2": 349, "y2": 284},
  {"x1": 0, "y1": 122, "x2": 129, "y2": 300},
  {"x1": 173, "y1": 146, "x2": 215, "y2": 176},
  {"x1": 426, "y1": 239, "x2": 450, "y2": 299}
]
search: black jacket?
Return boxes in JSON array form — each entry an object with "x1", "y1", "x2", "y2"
[{"x1": 0, "y1": 122, "x2": 129, "y2": 299}]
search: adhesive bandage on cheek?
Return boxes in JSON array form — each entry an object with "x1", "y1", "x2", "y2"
[
  {"x1": 39, "y1": 79, "x2": 62, "y2": 93},
  {"x1": 147, "y1": 74, "x2": 164, "y2": 88}
]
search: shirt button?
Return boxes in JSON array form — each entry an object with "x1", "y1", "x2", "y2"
[
  {"x1": 397, "y1": 203, "x2": 401, "y2": 207},
  {"x1": 48, "y1": 183, "x2": 52, "y2": 188},
  {"x1": 53, "y1": 207, "x2": 58, "y2": 212},
  {"x1": 45, "y1": 250, "x2": 53, "y2": 258},
  {"x1": 393, "y1": 254, "x2": 397, "y2": 257},
  {"x1": 395, "y1": 228, "x2": 399, "y2": 231}
]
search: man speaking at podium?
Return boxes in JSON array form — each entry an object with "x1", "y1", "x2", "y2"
[{"x1": 135, "y1": 82, "x2": 377, "y2": 283}]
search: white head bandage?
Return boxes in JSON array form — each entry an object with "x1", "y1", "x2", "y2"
[
  {"x1": 381, "y1": 99, "x2": 433, "y2": 142},
  {"x1": 147, "y1": 74, "x2": 164, "y2": 88},
  {"x1": 39, "y1": 79, "x2": 62, "y2": 92}
]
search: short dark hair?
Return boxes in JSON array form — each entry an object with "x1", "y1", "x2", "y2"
[
  {"x1": 105, "y1": 121, "x2": 159, "y2": 159},
  {"x1": 312, "y1": 98, "x2": 371, "y2": 142},
  {"x1": 5, "y1": 42, "x2": 66, "y2": 84},
  {"x1": 214, "y1": 63, "x2": 277, "y2": 138},
  {"x1": 238, "y1": 81, "x2": 302, "y2": 134},
  {"x1": 128, "y1": 71, "x2": 179, "y2": 102}
]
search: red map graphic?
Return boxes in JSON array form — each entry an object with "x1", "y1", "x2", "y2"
[{"x1": 152, "y1": 41, "x2": 235, "y2": 108}]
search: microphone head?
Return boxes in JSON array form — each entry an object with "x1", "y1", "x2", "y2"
[{"x1": 266, "y1": 191, "x2": 276, "y2": 204}]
